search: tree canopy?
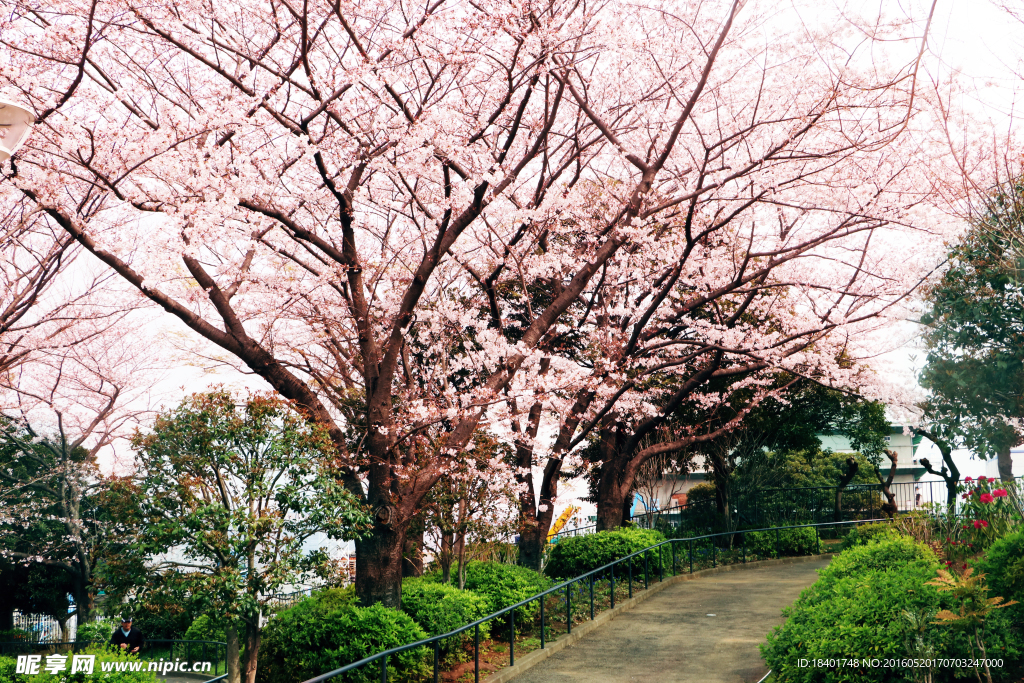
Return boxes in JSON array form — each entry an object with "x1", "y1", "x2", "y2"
[{"x1": 920, "y1": 178, "x2": 1024, "y2": 482}]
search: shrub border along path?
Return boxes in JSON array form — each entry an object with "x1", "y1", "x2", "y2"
[{"x1": 484, "y1": 554, "x2": 832, "y2": 683}]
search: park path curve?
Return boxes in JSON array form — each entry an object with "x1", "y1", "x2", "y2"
[{"x1": 509, "y1": 556, "x2": 830, "y2": 683}]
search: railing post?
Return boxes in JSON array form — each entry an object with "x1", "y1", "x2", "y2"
[
  {"x1": 540, "y1": 594, "x2": 546, "y2": 649},
  {"x1": 712, "y1": 540, "x2": 716, "y2": 568},
  {"x1": 775, "y1": 528, "x2": 781, "y2": 558},
  {"x1": 510, "y1": 608, "x2": 515, "y2": 667},
  {"x1": 566, "y1": 583, "x2": 572, "y2": 634},
  {"x1": 434, "y1": 640, "x2": 440, "y2": 683},
  {"x1": 659, "y1": 546, "x2": 664, "y2": 582},
  {"x1": 742, "y1": 532, "x2": 746, "y2": 563},
  {"x1": 672, "y1": 542, "x2": 676, "y2": 576},
  {"x1": 589, "y1": 575, "x2": 595, "y2": 620},
  {"x1": 815, "y1": 526, "x2": 820, "y2": 555},
  {"x1": 644, "y1": 552, "x2": 649, "y2": 590},
  {"x1": 381, "y1": 653, "x2": 388, "y2": 683},
  {"x1": 689, "y1": 539, "x2": 693, "y2": 574},
  {"x1": 628, "y1": 560, "x2": 633, "y2": 598},
  {"x1": 475, "y1": 624, "x2": 480, "y2": 683},
  {"x1": 611, "y1": 566, "x2": 616, "y2": 608}
]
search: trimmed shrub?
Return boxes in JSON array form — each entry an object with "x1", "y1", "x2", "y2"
[
  {"x1": 761, "y1": 535, "x2": 1024, "y2": 682},
  {"x1": 21, "y1": 645, "x2": 158, "y2": 683},
  {"x1": 544, "y1": 528, "x2": 666, "y2": 579},
  {"x1": 460, "y1": 561, "x2": 550, "y2": 626},
  {"x1": 256, "y1": 588, "x2": 428, "y2": 683},
  {"x1": 744, "y1": 527, "x2": 817, "y2": 558},
  {"x1": 73, "y1": 619, "x2": 118, "y2": 644},
  {"x1": 975, "y1": 529, "x2": 1024, "y2": 605},
  {"x1": 0, "y1": 656, "x2": 16, "y2": 683},
  {"x1": 401, "y1": 578, "x2": 491, "y2": 661},
  {"x1": 839, "y1": 521, "x2": 897, "y2": 550}
]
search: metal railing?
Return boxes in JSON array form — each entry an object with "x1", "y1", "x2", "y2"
[
  {"x1": 552, "y1": 476, "x2": 1024, "y2": 542},
  {"x1": 0, "y1": 639, "x2": 229, "y2": 677},
  {"x1": 299, "y1": 519, "x2": 885, "y2": 683}
]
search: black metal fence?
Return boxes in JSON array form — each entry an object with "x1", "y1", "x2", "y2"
[
  {"x1": 0, "y1": 639, "x2": 229, "y2": 677},
  {"x1": 554, "y1": 477, "x2": 1024, "y2": 541},
  {"x1": 298, "y1": 518, "x2": 884, "y2": 683}
]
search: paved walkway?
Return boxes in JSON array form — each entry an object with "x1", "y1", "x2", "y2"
[{"x1": 511, "y1": 557, "x2": 830, "y2": 683}]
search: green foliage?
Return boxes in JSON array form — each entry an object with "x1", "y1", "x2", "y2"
[
  {"x1": 400, "y1": 578, "x2": 491, "y2": 661},
  {"x1": 21, "y1": 645, "x2": 158, "y2": 683},
  {"x1": 75, "y1": 619, "x2": 119, "y2": 643},
  {"x1": 129, "y1": 610, "x2": 191, "y2": 641},
  {"x1": 0, "y1": 656, "x2": 15, "y2": 683},
  {"x1": 976, "y1": 530, "x2": 1024, "y2": 605},
  {"x1": 457, "y1": 561, "x2": 550, "y2": 625},
  {"x1": 684, "y1": 482, "x2": 716, "y2": 508},
  {"x1": 762, "y1": 537, "x2": 943, "y2": 682},
  {"x1": 183, "y1": 614, "x2": 240, "y2": 643},
  {"x1": 256, "y1": 588, "x2": 428, "y2": 683},
  {"x1": 744, "y1": 527, "x2": 817, "y2": 558},
  {"x1": 919, "y1": 179, "x2": 1024, "y2": 462},
  {"x1": 108, "y1": 391, "x2": 370, "y2": 663},
  {"x1": 839, "y1": 521, "x2": 898, "y2": 550},
  {"x1": 544, "y1": 528, "x2": 665, "y2": 579},
  {"x1": 762, "y1": 535, "x2": 1024, "y2": 682}
]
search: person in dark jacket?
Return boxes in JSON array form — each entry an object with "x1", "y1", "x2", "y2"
[{"x1": 110, "y1": 616, "x2": 144, "y2": 653}]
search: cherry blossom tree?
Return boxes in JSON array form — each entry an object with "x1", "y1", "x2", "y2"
[{"x1": 1, "y1": 0, "x2": 957, "y2": 604}]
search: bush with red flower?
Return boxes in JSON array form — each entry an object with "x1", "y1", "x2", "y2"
[{"x1": 957, "y1": 477, "x2": 1020, "y2": 550}]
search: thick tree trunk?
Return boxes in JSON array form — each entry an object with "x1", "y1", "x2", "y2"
[
  {"x1": 997, "y1": 442, "x2": 1014, "y2": 483},
  {"x1": 226, "y1": 625, "x2": 241, "y2": 683},
  {"x1": 596, "y1": 483, "x2": 628, "y2": 531},
  {"x1": 354, "y1": 522, "x2": 407, "y2": 609},
  {"x1": 517, "y1": 525, "x2": 546, "y2": 572},
  {"x1": 595, "y1": 423, "x2": 630, "y2": 531},
  {"x1": 73, "y1": 577, "x2": 93, "y2": 625},
  {"x1": 243, "y1": 621, "x2": 261, "y2": 683}
]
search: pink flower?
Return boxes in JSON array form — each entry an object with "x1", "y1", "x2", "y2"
[
  {"x1": 978, "y1": 475, "x2": 987, "y2": 482},
  {"x1": 973, "y1": 520, "x2": 982, "y2": 529},
  {"x1": 993, "y1": 488, "x2": 1008, "y2": 498},
  {"x1": 965, "y1": 477, "x2": 973, "y2": 483},
  {"x1": 979, "y1": 493, "x2": 994, "y2": 504}
]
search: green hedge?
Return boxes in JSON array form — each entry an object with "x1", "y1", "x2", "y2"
[
  {"x1": 256, "y1": 588, "x2": 428, "y2": 683},
  {"x1": 461, "y1": 561, "x2": 550, "y2": 626},
  {"x1": 762, "y1": 534, "x2": 1024, "y2": 682},
  {"x1": 0, "y1": 656, "x2": 15, "y2": 683},
  {"x1": 544, "y1": 528, "x2": 666, "y2": 579},
  {"x1": 744, "y1": 527, "x2": 817, "y2": 558},
  {"x1": 401, "y1": 578, "x2": 491, "y2": 661},
  {"x1": 17, "y1": 645, "x2": 158, "y2": 683},
  {"x1": 839, "y1": 521, "x2": 897, "y2": 550}
]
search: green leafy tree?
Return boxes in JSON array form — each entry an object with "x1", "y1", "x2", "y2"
[
  {"x1": 105, "y1": 391, "x2": 371, "y2": 683},
  {"x1": 0, "y1": 414, "x2": 117, "y2": 628},
  {"x1": 920, "y1": 178, "x2": 1024, "y2": 483}
]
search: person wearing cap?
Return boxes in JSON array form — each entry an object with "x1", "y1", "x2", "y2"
[{"x1": 110, "y1": 616, "x2": 144, "y2": 653}]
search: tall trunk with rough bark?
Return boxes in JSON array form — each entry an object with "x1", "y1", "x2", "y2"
[
  {"x1": 594, "y1": 422, "x2": 631, "y2": 531},
  {"x1": 242, "y1": 619, "x2": 261, "y2": 683},
  {"x1": 225, "y1": 625, "x2": 241, "y2": 683},
  {"x1": 354, "y1": 521, "x2": 408, "y2": 608}
]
